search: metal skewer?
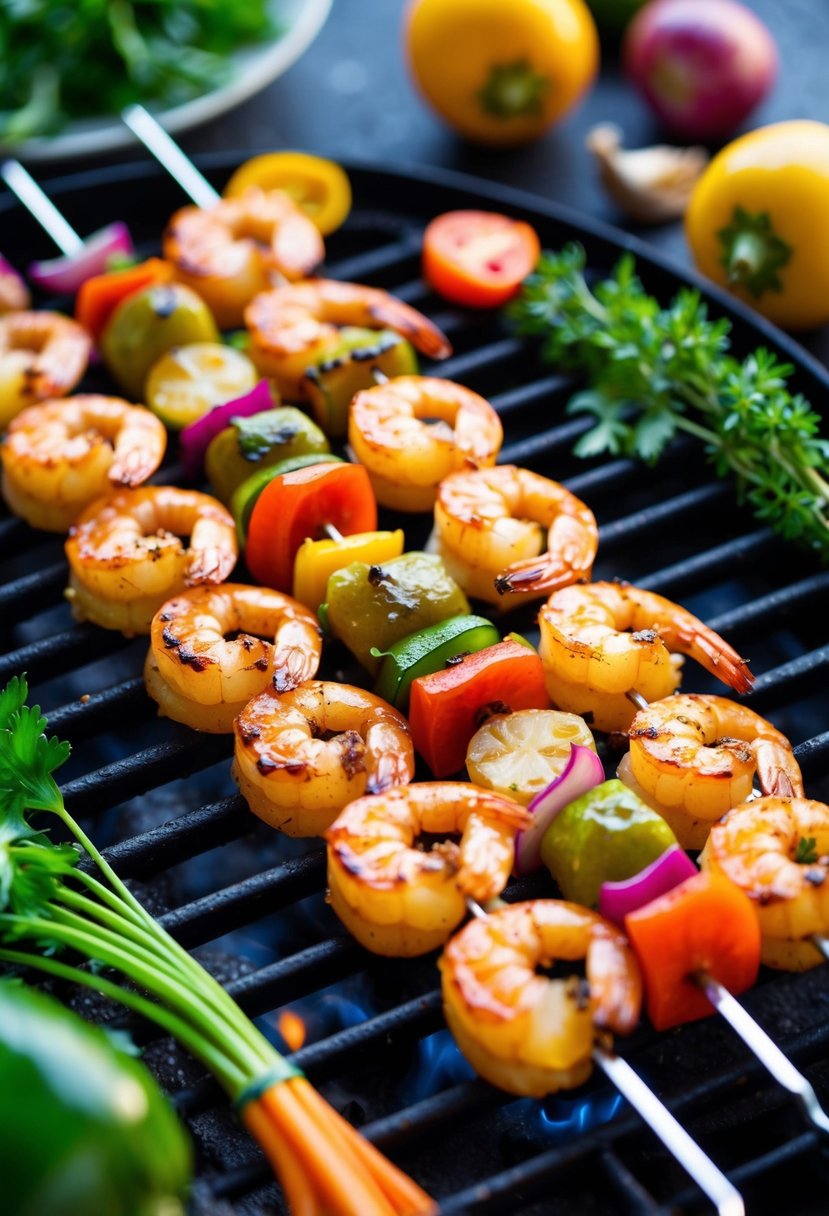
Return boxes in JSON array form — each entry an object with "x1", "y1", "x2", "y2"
[
  {"x1": 464, "y1": 896, "x2": 744, "y2": 1215},
  {"x1": 625, "y1": 688, "x2": 829, "y2": 1139},
  {"x1": 0, "y1": 159, "x2": 84, "y2": 255},
  {"x1": 121, "y1": 104, "x2": 220, "y2": 208}
]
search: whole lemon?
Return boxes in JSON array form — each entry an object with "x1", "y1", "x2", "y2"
[{"x1": 405, "y1": 0, "x2": 599, "y2": 146}]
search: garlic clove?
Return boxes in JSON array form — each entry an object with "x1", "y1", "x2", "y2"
[{"x1": 586, "y1": 124, "x2": 709, "y2": 224}]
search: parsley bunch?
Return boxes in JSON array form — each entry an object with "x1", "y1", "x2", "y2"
[{"x1": 510, "y1": 245, "x2": 829, "y2": 557}]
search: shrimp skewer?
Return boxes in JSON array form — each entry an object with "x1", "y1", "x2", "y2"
[
  {"x1": 701, "y1": 795, "x2": 829, "y2": 971},
  {"x1": 245, "y1": 278, "x2": 452, "y2": 400},
  {"x1": 326, "y1": 782, "x2": 529, "y2": 957},
  {"x1": 65, "y1": 486, "x2": 238, "y2": 636},
  {"x1": 145, "y1": 584, "x2": 322, "y2": 733},
  {"x1": 163, "y1": 188, "x2": 325, "y2": 328},
  {"x1": 621, "y1": 693, "x2": 803, "y2": 849},
  {"x1": 1, "y1": 395, "x2": 167, "y2": 532},
  {"x1": 349, "y1": 376, "x2": 503, "y2": 512},
  {"x1": 440, "y1": 900, "x2": 641, "y2": 1096},
  {"x1": 233, "y1": 681, "x2": 415, "y2": 837},
  {"x1": 0, "y1": 310, "x2": 91, "y2": 427},
  {"x1": 539, "y1": 580, "x2": 754, "y2": 732},
  {"x1": 433, "y1": 465, "x2": 598, "y2": 607}
]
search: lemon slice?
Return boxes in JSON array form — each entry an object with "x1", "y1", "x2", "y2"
[
  {"x1": 466, "y1": 709, "x2": 596, "y2": 806},
  {"x1": 145, "y1": 343, "x2": 258, "y2": 430}
]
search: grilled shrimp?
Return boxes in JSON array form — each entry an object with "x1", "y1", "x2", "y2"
[
  {"x1": 538, "y1": 581, "x2": 754, "y2": 733},
  {"x1": 348, "y1": 375, "x2": 503, "y2": 511},
  {"x1": 440, "y1": 901, "x2": 642, "y2": 1097},
  {"x1": 244, "y1": 278, "x2": 452, "y2": 400},
  {"x1": 0, "y1": 311, "x2": 91, "y2": 427},
  {"x1": 326, "y1": 782, "x2": 529, "y2": 957},
  {"x1": 145, "y1": 584, "x2": 322, "y2": 733},
  {"x1": 620, "y1": 693, "x2": 804, "y2": 849},
  {"x1": 65, "y1": 486, "x2": 237, "y2": 636},
  {"x1": 701, "y1": 796, "x2": 829, "y2": 971},
  {"x1": 1, "y1": 395, "x2": 167, "y2": 532},
  {"x1": 433, "y1": 465, "x2": 598, "y2": 607},
  {"x1": 163, "y1": 187, "x2": 324, "y2": 328},
  {"x1": 233, "y1": 681, "x2": 415, "y2": 837}
]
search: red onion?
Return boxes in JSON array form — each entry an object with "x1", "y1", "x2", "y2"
[
  {"x1": 514, "y1": 744, "x2": 605, "y2": 875},
  {"x1": 598, "y1": 845, "x2": 698, "y2": 926},
  {"x1": 27, "y1": 221, "x2": 134, "y2": 295},
  {"x1": 623, "y1": 0, "x2": 778, "y2": 141},
  {"x1": 179, "y1": 378, "x2": 274, "y2": 482}
]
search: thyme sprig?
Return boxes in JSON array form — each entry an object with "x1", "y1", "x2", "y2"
[{"x1": 509, "y1": 245, "x2": 829, "y2": 557}]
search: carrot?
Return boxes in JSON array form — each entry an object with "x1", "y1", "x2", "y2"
[
  {"x1": 261, "y1": 1078, "x2": 397, "y2": 1216},
  {"x1": 75, "y1": 256, "x2": 172, "y2": 341},
  {"x1": 624, "y1": 870, "x2": 761, "y2": 1031},
  {"x1": 293, "y1": 1081, "x2": 435, "y2": 1215},
  {"x1": 407, "y1": 638, "x2": 549, "y2": 777},
  {"x1": 243, "y1": 1098, "x2": 321, "y2": 1216}
]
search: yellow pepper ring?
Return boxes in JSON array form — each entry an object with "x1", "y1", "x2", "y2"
[
  {"x1": 224, "y1": 152, "x2": 352, "y2": 236},
  {"x1": 293, "y1": 528, "x2": 405, "y2": 613}
]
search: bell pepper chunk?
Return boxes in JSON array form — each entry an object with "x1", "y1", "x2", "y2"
[
  {"x1": 372, "y1": 613, "x2": 500, "y2": 712},
  {"x1": 75, "y1": 256, "x2": 173, "y2": 342},
  {"x1": 293, "y1": 528, "x2": 405, "y2": 612},
  {"x1": 625, "y1": 871, "x2": 761, "y2": 1031},
  {"x1": 232, "y1": 453, "x2": 343, "y2": 546},
  {"x1": 245, "y1": 461, "x2": 376, "y2": 591},
  {"x1": 408, "y1": 638, "x2": 549, "y2": 778},
  {"x1": 540, "y1": 779, "x2": 677, "y2": 908}
]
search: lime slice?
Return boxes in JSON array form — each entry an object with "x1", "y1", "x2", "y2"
[
  {"x1": 145, "y1": 342, "x2": 258, "y2": 430},
  {"x1": 466, "y1": 709, "x2": 596, "y2": 806}
]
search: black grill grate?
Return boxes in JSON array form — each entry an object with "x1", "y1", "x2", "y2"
[{"x1": 3, "y1": 158, "x2": 829, "y2": 1215}]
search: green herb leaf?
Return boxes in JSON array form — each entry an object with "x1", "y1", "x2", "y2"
[{"x1": 795, "y1": 836, "x2": 819, "y2": 865}]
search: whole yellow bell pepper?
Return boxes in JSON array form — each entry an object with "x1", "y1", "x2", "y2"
[{"x1": 686, "y1": 120, "x2": 829, "y2": 331}]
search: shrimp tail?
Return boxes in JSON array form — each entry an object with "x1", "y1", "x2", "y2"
[
  {"x1": 677, "y1": 624, "x2": 755, "y2": 694},
  {"x1": 108, "y1": 447, "x2": 157, "y2": 488},
  {"x1": 754, "y1": 739, "x2": 805, "y2": 798},
  {"x1": 369, "y1": 300, "x2": 452, "y2": 360},
  {"x1": 185, "y1": 545, "x2": 236, "y2": 585}
]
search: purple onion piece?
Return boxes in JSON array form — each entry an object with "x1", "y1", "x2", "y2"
[
  {"x1": 514, "y1": 744, "x2": 605, "y2": 875},
  {"x1": 179, "y1": 379, "x2": 274, "y2": 481},
  {"x1": 598, "y1": 846, "x2": 698, "y2": 927},
  {"x1": 27, "y1": 221, "x2": 134, "y2": 295}
]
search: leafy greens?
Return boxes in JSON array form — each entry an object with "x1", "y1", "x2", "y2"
[{"x1": 0, "y1": 0, "x2": 277, "y2": 142}]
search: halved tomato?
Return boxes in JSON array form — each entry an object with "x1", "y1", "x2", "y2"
[{"x1": 422, "y1": 210, "x2": 541, "y2": 308}]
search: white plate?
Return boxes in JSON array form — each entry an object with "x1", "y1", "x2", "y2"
[{"x1": 0, "y1": 0, "x2": 332, "y2": 164}]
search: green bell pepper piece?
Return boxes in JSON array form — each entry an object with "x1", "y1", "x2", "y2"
[
  {"x1": 301, "y1": 326, "x2": 419, "y2": 437},
  {"x1": 324, "y1": 551, "x2": 470, "y2": 674},
  {"x1": 231, "y1": 451, "x2": 343, "y2": 546},
  {"x1": 1, "y1": 981, "x2": 191, "y2": 1216},
  {"x1": 205, "y1": 406, "x2": 330, "y2": 505},
  {"x1": 372, "y1": 614, "x2": 500, "y2": 712},
  {"x1": 540, "y1": 779, "x2": 677, "y2": 908}
]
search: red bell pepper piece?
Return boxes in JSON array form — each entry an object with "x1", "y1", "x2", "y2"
[{"x1": 625, "y1": 870, "x2": 761, "y2": 1031}]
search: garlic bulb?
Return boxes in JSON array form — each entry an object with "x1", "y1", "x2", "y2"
[{"x1": 586, "y1": 124, "x2": 709, "y2": 224}]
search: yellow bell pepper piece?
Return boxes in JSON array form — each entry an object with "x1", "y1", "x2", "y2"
[{"x1": 293, "y1": 529, "x2": 405, "y2": 612}]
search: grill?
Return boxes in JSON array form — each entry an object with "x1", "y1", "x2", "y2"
[{"x1": 3, "y1": 157, "x2": 829, "y2": 1216}]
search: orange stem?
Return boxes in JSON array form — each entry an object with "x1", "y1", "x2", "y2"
[
  {"x1": 260, "y1": 1078, "x2": 397, "y2": 1216},
  {"x1": 243, "y1": 1098, "x2": 321, "y2": 1216},
  {"x1": 294, "y1": 1081, "x2": 435, "y2": 1215}
]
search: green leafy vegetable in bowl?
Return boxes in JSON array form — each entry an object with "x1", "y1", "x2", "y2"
[{"x1": 0, "y1": 0, "x2": 277, "y2": 142}]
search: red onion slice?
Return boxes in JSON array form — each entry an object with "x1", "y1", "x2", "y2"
[
  {"x1": 599, "y1": 846, "x2": 698, "y2": 927},
  {"x1": 27, "y1": 221, "x2": 134, "y2": 295},
  {"x1": 514, "y1": 744, "x2": 605, "y2": 875},
  {"x1": 179, "y1": 378, "x2": 274, "y2": 481}
]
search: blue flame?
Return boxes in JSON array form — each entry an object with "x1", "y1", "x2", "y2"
[
  {"x1": 538, "y1": 1090, "x2": 624, "y2": 1139},
  {"x1": 406, "y1": 1029, "x2": 476, "y2": 1101}
]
